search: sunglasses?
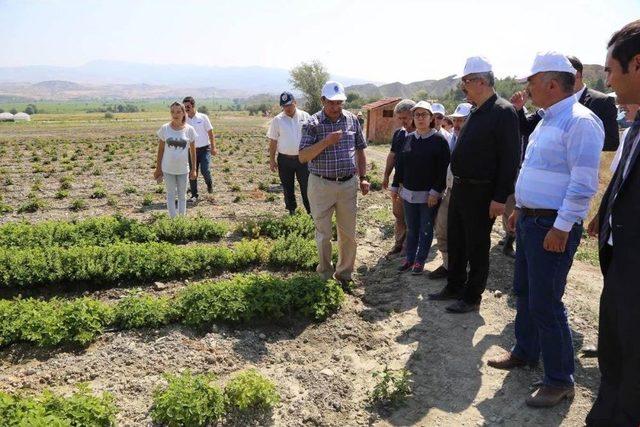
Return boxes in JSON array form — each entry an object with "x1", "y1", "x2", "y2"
[{"x1": 434, "y1": 114, "x2": 444, "y2": 120}]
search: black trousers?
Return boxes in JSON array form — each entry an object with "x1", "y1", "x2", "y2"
[
  {"x1": 277, "y1": 154, "x2": 310, "y2": 214},
  {"x1": 586, "y1": 244, "x2": 640, "y2": 427},
  {"x1": 445, "y1": 181, "x2": 495, "y2": 304}
]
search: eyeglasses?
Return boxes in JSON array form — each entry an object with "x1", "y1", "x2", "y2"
[
  {"x1": 434, "y1": 114, "x2": 444, "y2": 120},
  {"x1": 184, "y1": 103, "x2": 193, "y2": 109},
  {"x1": 460, "y1": 77, "x2": 480, "y2": 85},
  {"x1": 414, "y1": 112, "x2": 431, "y2": 118}
]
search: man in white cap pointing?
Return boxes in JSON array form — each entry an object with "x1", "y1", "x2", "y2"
[
  {"x1": 299, "y1": 81, "x2": 370, "y2": 287},
  {"x1": 429, "y1": 56, "x2": 520, "y2": 313},
  {"x1": 488, "y1": 52, "x2": 603, "y2": 407}
]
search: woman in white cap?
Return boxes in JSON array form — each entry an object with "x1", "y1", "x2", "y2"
[
  {"x1": 153, "y1": 102, "x2": 197, "y2": 217},
  {"x1": 391, "y1": 101, "x2": 450, "y2": 274}
]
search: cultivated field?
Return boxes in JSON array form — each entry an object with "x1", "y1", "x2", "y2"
[{"x1": 0, "y1": 112, "x2": 606, "y2": 426}]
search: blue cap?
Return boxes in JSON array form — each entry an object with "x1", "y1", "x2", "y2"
[{"x1": 279, "y1": 91, "x2": 295, "y2": 106}]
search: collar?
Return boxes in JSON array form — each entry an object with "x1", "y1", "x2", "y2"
[
  {"x1": 411, "y1": 129, "x2": 437, "y2": 139},
  {"x1": 472, "y1": 93, "x2": 498, "y2": 114},
  {"x1": 538, "y1": 94, "x2": 576, "y2": 120},
  {"x1": 576, "y1": 84, "x2": 587, "y2": 101},
  {"x1": 280, "y1": 109, "x2": 298, "y2": 119}
]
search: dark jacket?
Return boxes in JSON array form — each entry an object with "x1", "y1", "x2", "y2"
[
  {"x1": 597, "y1": 126, "x2": 640, "y2": 276},
  {"x1": 392, "y1": 131, "x2": 450, "y2": 195}
]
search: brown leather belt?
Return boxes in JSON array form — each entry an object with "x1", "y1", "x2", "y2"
[{"x1": 520, "y1": 207, "x2": 558, "y2": 217}]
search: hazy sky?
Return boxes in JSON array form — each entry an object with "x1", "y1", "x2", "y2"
[{"x1": 1, "y1": 0, "x2": 637, "y2": 83}]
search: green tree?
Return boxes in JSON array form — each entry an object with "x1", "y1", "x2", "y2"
[
  {"x1": 197, "y1": 105, "x2": 210, "y2": 115},
  {"x1": 594, "y1": 78, "x2": 606, "y2": 92},
  {"x1": 289, "y1": 60, "x2": 330, "y2": 114},
  {"x1": 346, "y1": 92, "x2": 363, "y2": 108},
  {"x1": 9, "y1": 108, "x2": 17, "y2": 115},
  {"x1": 413, "y1": 89, "x2": 430, "y2": 101}
]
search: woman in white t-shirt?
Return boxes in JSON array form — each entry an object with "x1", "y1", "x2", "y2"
[{"x1": 154, "y1": 102, "x2": 197, "y2": 217}]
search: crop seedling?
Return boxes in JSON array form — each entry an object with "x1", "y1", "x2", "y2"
[
  {"x1": 369, "y1": 366, "x2": 412, "y2": 409},
  {"x1": 224, "y1": 369, "x2": 280, "y2": 416},
  {"x1": 151, "y1": 371, "x2": 225, "y2": 427}
]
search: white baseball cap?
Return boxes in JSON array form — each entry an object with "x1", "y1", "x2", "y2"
[
  {"x1": 457, "y1": 56, "x2": 493, "y2": 78},
  {"x1": 321, "y1": 81, "x2": 347, "y2": 101},
  {"x1": 431, "y1": 103, "x2": 446, "y2": 116},
  {"x1": 450, "y1": 102, "x2": 472, "y2": 118},
  {"x1": 517, "y1": 51, "x2": 577, "y2": 82},
  {"x1": 411, "y1": 100, "x2": 433, "y2": 114}
]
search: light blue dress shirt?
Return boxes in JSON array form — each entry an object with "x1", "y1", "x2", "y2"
[{"x1": 515, "y1": 94, "x2": 604, "y2": 232}]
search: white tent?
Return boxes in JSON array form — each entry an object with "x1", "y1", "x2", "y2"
[
  {"x1": 0, "y1": 112, "x2": 14, "y2": 121},
  {"x1": 13, "y1": 112, "x2": 30, "y2": 121}
]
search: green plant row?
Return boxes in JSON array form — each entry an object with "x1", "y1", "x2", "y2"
[
  {"x1": 237, "y1": 212, "x2": 316, "y2": 240},
  {"x1": 0, "y1": 235, "x2": 326, "y2": 289},
  {"x1": 152, "y1": 369, "x2": 280, "y2": 426},
  {"x1": 0, "y1": 384, "x2": 117, "y2": 426},
  {"x1": 0, "y1": 214, "x2": 228, "y2": 249},
  {"x1": 0, "y1": 273, "x2": 345, "y2": 348}
]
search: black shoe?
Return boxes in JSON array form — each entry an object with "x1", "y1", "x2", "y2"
[
  {"x1": 207, "y1": 185, "x2": 213, "y2": 194},
  {"x1": 428, "y1": 287, "x2": 460, "y2": 301},
  {"x1": 428, "y1": 265, "x2": 448, "y2": 280},
  {"x1": 288, "y1": 209, "x2": 296, "y2": 216},
  {"x1": 446, "y1": 300, "x2": 480, "y2": 313},
  {"x1": 503, "y1": 236, "x2": 516, "y2": 259}
]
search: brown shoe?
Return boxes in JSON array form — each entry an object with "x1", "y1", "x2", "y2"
[
  {"x1": 487, "y1": 352, "x2": 528, "y2": 370},
  {"x1": 526, "y1": 385, "x2": 575, "y2": 407}
]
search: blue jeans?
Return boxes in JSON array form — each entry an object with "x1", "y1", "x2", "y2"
[
  {"x1": 511, "y1": 214, "x2": 582, "y2": 387},
  {"x1": 189, "y1": 147, "x2": 213, "y2": 197},
  {"x1": 403, "y1": 201, "x2": 437, "y2": 265}
]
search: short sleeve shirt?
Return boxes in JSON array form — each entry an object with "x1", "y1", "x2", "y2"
[
  {"x1": 266, "y1": 109, "x2": 311, "y2": 155},
  {"x1": 390, "y1": 128, "x2": 409, "y2": 153},
  {"x1": 185, "y1": 112, "x2": 212, "y2": 148},
  {"x1": 157, "y1": 123, "x2": 197, "y2": 175},
  {"x1": 299, "y1": 109, "x2": 367, "y2": 178}
]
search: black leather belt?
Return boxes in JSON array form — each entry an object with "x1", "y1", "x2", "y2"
[
  {"x1": 196, "y1": 146, "x2": 211, "y2": 152},
  {"x1": 278, "y1": 153, "x2": 299, "y2": 159},
  {"x1": 520, "y1": 207, "x2": 557, "y2": 217},
  {"x1": 453, "y1": 176, "x2": 491, "y2": 185},
  {"x1": 313, "y1": 173, "x2": 354, "y2": 182}
]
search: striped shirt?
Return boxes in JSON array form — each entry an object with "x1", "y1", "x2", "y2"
[
  {"x1": 515, "y1": 95, "x2": 604, "y2": 232},
  {"x1": 299, "y1": 109, "x2": 366, "y2": 178}
]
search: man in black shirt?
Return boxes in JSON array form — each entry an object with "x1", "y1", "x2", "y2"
[{"x1": 429, "y1": 56, "x2": 520, "y2": 313}]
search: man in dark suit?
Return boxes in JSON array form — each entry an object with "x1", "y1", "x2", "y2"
[
  {"x1": 511, "y1": 56, "x2": 619, "y2": 151},
  {"x1": 585, "y1": 19, "x2": 640, "y2": 427}
]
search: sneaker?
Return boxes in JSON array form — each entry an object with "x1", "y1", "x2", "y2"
[
  {"x1": 398, "y1": 261, "x2": 412, "y2": 272},
  {"x1": 428, "y1": 265, "x2": 448, "y2": 280},
  {"x1": 188, "y1": 195, "x2": 199, "y2": 204},
  {"x1": 411, "y1": 263, "x2": 424, "y2": 275}
]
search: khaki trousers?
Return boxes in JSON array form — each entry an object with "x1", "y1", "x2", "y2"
[
  {"x1": 308, "y1": 174, "x2": 358, "y2": 281},
  {"x1": 434, "y1": 188, "x2": 451, "y2": 269},
  {"x1": 392, "y1": 194, "x2": 406, "y2": 250}
]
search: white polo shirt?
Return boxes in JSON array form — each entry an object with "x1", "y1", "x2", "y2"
[
  {"x1": 186, "y1": 112, "x2": 213, "y2": 148},
  {"x1": 266, "y1": 108, "x2": 310, "y2": 155}
]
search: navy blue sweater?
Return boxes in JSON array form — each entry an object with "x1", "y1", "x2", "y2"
[{"x1": 391, "y1": 131, "x2": 450, "y2": 194}]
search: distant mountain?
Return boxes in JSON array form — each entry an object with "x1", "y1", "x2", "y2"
[
  {"x1": 0, "y1": 60, "x2": 370, "y2": 96},
  {"x1": 346, "y1": 75, "x2": 458, "y2": 99}
]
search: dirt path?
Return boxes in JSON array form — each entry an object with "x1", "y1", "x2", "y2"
[{"x1": 0, "y1": 133, "x2": 603, "y2": 426}]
